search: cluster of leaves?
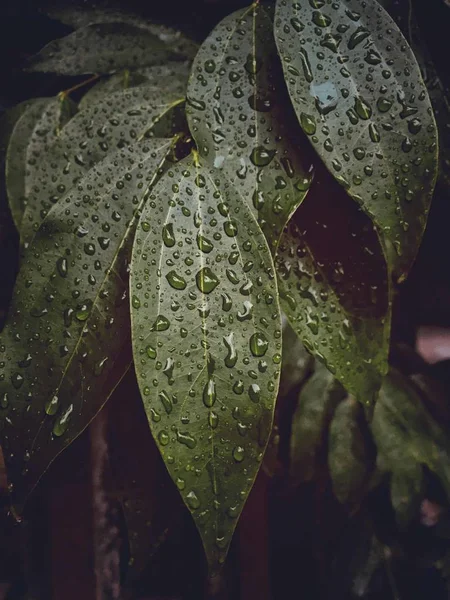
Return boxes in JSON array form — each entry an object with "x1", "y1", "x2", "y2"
[{"x1": 0, "y1": 0, "x2": 446, "y2": 577}]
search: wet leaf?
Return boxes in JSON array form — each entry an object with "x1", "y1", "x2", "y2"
[
  {"x1": 290, "y1": 362, "x2": 345, "y2": 483},
  {"x1": 5, "y1": 99, "x2": 50, "y2": 230},
  {"x1": 79, "y1": 62, "x2": 191, "y2": 110},
  {"x1": 20, "y1": 85, "x2": 185, "y2": 248},
  {"x1": 274, "y1": 0, "x2": 438, "y2": 279},
  {"x1": 46, "y1": 6, "x2": 199, "y2": 60},
  {"x1": 328, "y1": 396, "x2": 370, "y2": 504},
  {"x1": 27, "y1": 22, "x2": 193, "y2": 76},
  {"x1": 186, "y1": 3, "x2": 314, "y2": 253},
  {"x1": 0, "y1": 138, "x2": 173, "y2": 507},
  {"x1": 0, "y1": 100, "x2": 40, "y2": 164},
  {"x1": 372, "y1": 369, "x2": 450, "y2": 497},
  {"x1": 276, "y1": 165, "x2": 390, "y2": 403},
  {"x1": 390, "y1": 460, "x2": 424, "y2": 529},
  {"x1": 130, "y1": 153, "x2": 281, "y2": 571}
]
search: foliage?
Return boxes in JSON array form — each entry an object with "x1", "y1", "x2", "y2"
[{"x1": 0, "y1": 0, "x2": 447, "y2": 585}]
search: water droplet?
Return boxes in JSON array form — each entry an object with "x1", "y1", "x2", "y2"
[
  {"x1": 232, "y1": 446, "x2": 245, "y2": 463},
  {"x1": 162, "y1": 223, "x2": 176, "y2": 247},
  {"x1": 166, "y1": 270, "x2": 187, "y2": 290},
  {"x1": 52, "y1": 404, "x2": 73, "y2": 437},
  {"x1": 176, "y1": 430, "x2": 197, "y2": 449},
  {"x1": 146, "y1": 345, "x2": 157, "y2": 359},
  {"x1": 56, "y1": 257, "x2": 68, "y2": 278},
  {"x1": 11, "y1": 373, "x2": 24, "y2": 389},
  {"x1": 209, "y1": 411, "x2": 219, "y2": 429},
  {"x1": 224, "y1": 220, "x2": 238, "y2": 237},
  {"x1": 377, "y1": 97, "x2": 392, "y2": 113},
  {"x1": 204, "y1": 59, "x2": 216, "y2": 73},
  {"x1": 159, "y1": 390, "x2": 173, "y2": 414},
  {"x1": 249, "y1": 383, "x2": 261, "y2": 403},
  {"x1": 249, "y1": 332, "x2": 269, "y2": 357},
  {"x1": 354, "y1": 96, "x2": 372, "y2": 120},
  {"x1": 0, "y1": 393, "x2": 8, "y2": 409},
  {"x1": 186, "y1": 490, "x2": 201, "y2": 509},
  {"x1": 298, "y1": 48, "x2": 313, "y2": 82},
  {"x1": 196, "y1": 267, "x2": 219, "y2": 294},
  {"x1": 300, "y1": 113, "x2": 316, "y2": 135},
  {"x1": 197, "y1": 233, "x2": 213, "y2": 253},
  {"x1": 250, "y1": 146, "x2": 276, "y2": 167},
  {"x1": 158, "y1": 431, "x2": 169, "y2": 446},
  {"x1": 223, "y1": 333, "x2": 238, "y2": 368},
  {"x1": 237, "y1": 300, "x2": 253, "y2": 322},
  {"x1": 203, "y1": 378, "x2": 216, "y2": 407},
  {"x1": 151, "y1": 315, "x2": 170, "y2": 332},
  {"x1": 312, "y1": 11, "x2": 331, "y2": 27},
  {"x1": 348, "y1": 26, "x2": 369, "y2": 49},
  {"x1": 132, "y1": 295, "x2": 141, "y2": 309}
]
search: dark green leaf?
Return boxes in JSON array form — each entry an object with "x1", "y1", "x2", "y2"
[
  {"x1": 290, "y1": 362, "x2": 345, "y2": 483},
  {"x1": 274, "y1": 0, "x2": 438, "y2": 279},
  {"x1": 328, "y1": 396, "x2": 370, "y2": 504},
  {"x1": 276, "y1": 165, "x2": 390, "y2": 403},
  {"x1": 0, "y1": 138, "x2": 173, "y2": 507},
  {"x1": 27, "y1": 22, "x2": 193, "y2": 76},
  {"x1": 130, "y1": 153, "x2": 282, "y2": 571},
  {"x1": 186, "y1": 3, "x2": 314, "y2": 253},
  {"x1": 372, "y1": 369, "x2": 450, "y2": 496},
  {"x1": 20, "y1": 86, "x2": 185, "y2": 247},
  {"x1": 390, "y1": 460, "x2": 424, "y2": 529},
  {"x1": 0, "y1": 100, "x2": 40, "y2": 161},
  {"x1": 79, "y1": 62, "x2": 191, "y2": 110},
  {"x1": 46, "y1": 6, "x2": 199, "y2": 60},
  {"x1": 5, "y1": 98, "x2": 50, "y2": 230}
]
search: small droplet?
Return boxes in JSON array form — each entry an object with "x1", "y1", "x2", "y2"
[
  {"x1": 232, "y1": 446, "x2": 245, "y2": 463},
  {"x1": 203, "y1": 378, "x2": 216, "y2": 407},
  {"x1": 56, "y1": 257, "x2": 68, "y2": 278},
  {"x1": 52, "y1": 404, "x2": 73, "y2": 437},
  {"x1": 186, "y1": 490, "x2": 201, "y2": 509},
  {"x1": 249, "y1": 332, "x2": 269, "y2": 357},
  {"x1": 223, "y1": 333, "x2": 238, "y2": 368},
  {"x1": 196, "y1": 267, "x2": 219, "y2": 294},
  {"x1": 162, "y1": 223, "x2": 176, "y2": 247}
]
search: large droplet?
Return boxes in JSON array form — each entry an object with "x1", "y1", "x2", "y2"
[
  {"x1": 232, "y1": 446, "x2": 245, "y2": 463},
  {"x1": 197, "y1": 233, "x2": 214, "y2": 253},
  {"x1": 186, "y1": 490, "x2": 201, "y2": 509},
  {"x1": 300, "y1": 113, "x2": 316, "y2": 135},
  {"x1": 223, "y1": 333, "x2": 238, "y2": 368},
  {"x1": 162, "y1": 223, "x2": 176, "y2": 247},
  {"x1": 249, "y1": 332, "x2": 269, "y2": 357},
  {"x1": 166, "y1": 270, "x2": 187, "y2": 290},
  {"x1": 53, "y1": 404, "x2": 73, "y2": 437},
  {"x1": 151, "y1": 315, "x2": 170, "y2": 332},
  {"x1": 203, "y1": 378, "x2": 216, "y2": 407},
  {"x1": 250, "y1": 146, "x2": 276, "y2": 167},
  {"x1": 56, "y1": 257, "x2": 68, "y2": 278},
  {"x1": 196, "y1": 267, "x2": 219, "y2": 294},
  {"x1": 176, "y1": 430, "x2": 197, "y2": 449},
  {"x1": 45, "y1": 395, "x2": 59, "y2": 416}
]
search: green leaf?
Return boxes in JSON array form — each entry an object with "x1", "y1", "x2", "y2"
[
  {"x1": 79, "y1": 62, "x2": 191, "y2": 110},
  {"x1": 27, "y1": 22, "x2": 193, "y2": 76},
  {"x1": 0, "y1": 137, "x2": 174, "y2": 507},
  {"x1": 290, "y1": 362, "x2": 345, "y2": 483},
  {"x1": 0, "y1": 100, "x2": 40, "y2": 162},
  {"x1": 372, "y1": 369, "x2": 450, "y2": 497},
  {"x1": 186, "y1": 3, "x2": 314, "y2": 253},
  {"x1": 276, "y1": 165, "x2": 390, "y2": 403},
  {"x1": 46, "y1": 6, "x2": 199, "y2": 60},
  {"x1": 5, "y1": 98, "x2": 50, "y2": 230},
  {"x1": 328, "y1": 396, "x2": 370, "y2": 504},
  {"x1": 390, "y1": 460, "x2": 424, "y2": 529},
  {"x1": 274, "y1": 0, "x2": 438, "y2": 279},
  {"x1": 20, "y1": 86, "x2": 185, "y2": 248},
  {"x1": 130, "y1": 153, "x2": 282, "y2": 571}
]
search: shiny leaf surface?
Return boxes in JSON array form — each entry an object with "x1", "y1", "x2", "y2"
[
  {"x1": 130, "y1": 153, "x2": 281, "y2": 570},
  {"x1": 274, "y1": 0, "x2": 438, "y2": 279},
  {"x1": 20, "y1": 85, "x2": 184, "y2": 247},
  {"x1": 0, "y1": 138, "x2": 173, "y2": 506},
  {"x1": 79, "y1": 62, "x2": 191, "y2": 110},
  {"x1": 186, "y1": 3, "x2": 314, "y2": 253}
]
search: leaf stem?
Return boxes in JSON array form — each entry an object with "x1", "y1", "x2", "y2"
[{"x1": 59, "y1": 74, "x2": 100, "y2": 98}]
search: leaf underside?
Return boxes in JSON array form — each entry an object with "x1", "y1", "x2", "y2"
[{"x1": 130, "y1": 153, "x2": 282, "y2": 571}]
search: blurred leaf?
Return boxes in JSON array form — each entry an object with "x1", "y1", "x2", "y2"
[
  {"x1": 276, "y1": 165, "x2": 390, "y2": 403},
  {"x1": 279, "y1": 317, "x2": 314, "y2": 398},
  {"x1": 0, "y1": 138, "x2": 173, "y2": 508},
  {"x1": 5, "y1": 98, "x2": 49, "y2": 230},
  {"x1": 186, "y1": 3, "x2": 314, "y2": 253},
  {"x1": 46, "y1": 5, "x2": 198, "y2": 59},
  {"x1": 26, "y1": 22, "x2": 194, "y2": 76},
  {"x1": 79, "y1": 62, "x2": 191, "y2": 110},
  {"x1": 130, "y1": 153, "x2": 282, "y2": 572},
  {"x1": 274, "y1": 0, "x2": 438, "y2": 280},
  {"x1": 328, "y1": 396, "x2": 371, "y2": 504},
  {"x1": 290, "y1": 362, "x2": 345, "y2": 483},
  {"x1": 20, "y1": 85, "x2": 185, "y2": 247},
  {"x1": 372, "y1": 369, "x2": 450, "y2": 497},
  {"x1": 390, "y1": 460, "x2": 424, "y2": 529}
]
